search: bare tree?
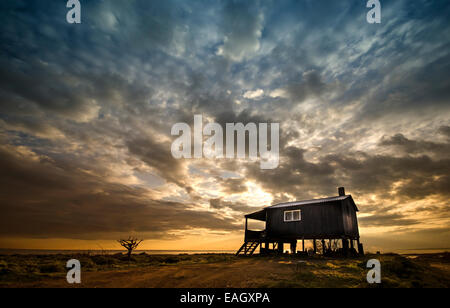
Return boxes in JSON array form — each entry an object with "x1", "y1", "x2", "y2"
[{"x1": 117, "y1": 237, "x2": 143, "y2": 260}]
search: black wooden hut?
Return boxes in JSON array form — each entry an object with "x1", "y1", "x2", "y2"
[{"x1": 236, "y1": 187, "x2": 364, "y2": 256}]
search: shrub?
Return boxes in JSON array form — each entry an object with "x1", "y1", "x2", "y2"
[
  {"x1": 384, "y1": 257, "x2": 421, "y2": 278},
  {"x1": 92, "y1": 255, "x2": 112, "y2": 265},
  {"x1": 0, "y1": 260, "x2": 10, "y2": 275},
  {"x1": 39, "y1": 263, "x2": 62, "y2": 273},
  {"x1": 79, "y1": 258, "x2": 96, "y2": 269},
  {"x1": 163, "y1": 257, "x2": 179, "y2": 264}
]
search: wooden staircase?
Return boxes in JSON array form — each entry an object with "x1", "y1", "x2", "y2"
[{"x1": 235, "y1": 241, "x2": 260, "y2": 256}]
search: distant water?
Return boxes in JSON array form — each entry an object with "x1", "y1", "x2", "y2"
[{"x1": 0, "y1": 249, "x2": 235, "y2": 256}]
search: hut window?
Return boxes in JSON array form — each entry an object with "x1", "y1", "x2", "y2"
[{"x1": 284, "y1": 210, "x2": 301, "y2": 222}]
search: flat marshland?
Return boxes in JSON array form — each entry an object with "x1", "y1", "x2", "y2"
[{"x1": 0, "y1": 252, "x2": 449, "y2": 288}]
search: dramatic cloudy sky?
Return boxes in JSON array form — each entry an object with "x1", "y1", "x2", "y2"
[{"x1": 0, "y1": 0, "x2": 449, "y2": 251}]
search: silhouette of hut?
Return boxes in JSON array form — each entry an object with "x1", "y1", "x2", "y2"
[{"x1": 236, "y1": 187, "x2": 364, "y2": 256}]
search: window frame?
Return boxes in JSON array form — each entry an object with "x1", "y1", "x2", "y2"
[{"x1": 284, "y1": 209, "x2": 301, "y2": 222}]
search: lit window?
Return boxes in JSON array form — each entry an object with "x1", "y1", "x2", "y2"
[{"x1": 284, "y1": 210, "x2": 301, "y2": 222}]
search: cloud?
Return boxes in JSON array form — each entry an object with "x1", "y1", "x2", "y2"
[
  {"x1": 245, "y1": 131, "x2": 450, "y2": 210},
  {"x1": 0, "y1": 0, "x2": 449, "y2": 249},
  {"x1": 359, "y1": 213, "x2": 418, "y2": 227},
  {"x1": 219, "y1": 178, "x2": 248, "y2": 194},
  {"x1": 0, "y1": 144, "x2": 240, "y2": 239},
  {"x1": 439, "y1": 126, "x2": 450, "y2": 138},
  {"x1": 209, "y1": 198, "x2": 254, "y2": 214},
  {"x1": 379, "y1": 133, "x2": 450, "y2": 159},
  {"x1": 285, "y1": 71, "x2": 329, "y2": 104},
  {"x1": 216, "y1": 0, "x2": 264, "y2": 61},
  {"x1": 0, "y1": 60, "x2": 99, "y2": 122},
  {"x1": 243, "y1": 89, "x2": 264, "y2": 100},
  {"x1": 126, "y1": 137, "x2": 188, "y2": 190}
]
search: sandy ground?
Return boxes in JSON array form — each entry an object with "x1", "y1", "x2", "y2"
[
  {"x1": 2, "y1": 253, "x2": 449, "y2": 288},
  {"x1": 10, "y1": 258, "x2": 294, "y2": 288}
]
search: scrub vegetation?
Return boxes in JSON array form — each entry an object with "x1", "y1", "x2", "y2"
[{"x1": 0, "y1": 252, "x2": 449, "y2": 288}]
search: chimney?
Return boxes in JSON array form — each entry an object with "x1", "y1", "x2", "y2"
[{"x1": 338, "y1": 187, "x2": 346, "y2": 196}]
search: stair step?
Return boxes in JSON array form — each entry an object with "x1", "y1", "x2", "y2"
[{"x1": 235, "y1": 241, "x2": 260, "y2": 256}]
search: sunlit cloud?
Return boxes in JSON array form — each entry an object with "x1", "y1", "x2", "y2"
[{"x1": 0, "y1": 0, "x2": 449, "y2": 251}]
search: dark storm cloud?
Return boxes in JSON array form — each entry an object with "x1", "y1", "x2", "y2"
[
  {"x1": 126, "y1": 138, "x2": 184, "y2": 184},
  {"x1": 209, "y1": 198, "x2": 254, "y2": 214},
  {"x1": 359, "y1": 213, "x2": 418, "y2": 227},
  {"x1": 0, "y1": 0, "x2": 449, "y2": 243},
  {"x1": 342, "y1": 149, "x2": 448, "y2": 201},
  {"x1": 334, "y1": 2, "x2": 450, "y2": 123},
  {"x1": 219, "y1": 178, "x2": 248, "y2": 194},
  {"x1": 217, "y1": 0, "x2": 264, "y2": 61},
  {"x1": 281, "y1": 71, "x2": 337, "y2": 106},
  {"x1": 0, "y1": 59, "x2": 98, "y2": 120},
  {"x1": 245, "y1": 129, "x2": 450, "y2": 214},
  {"x1": 439, "y1": 126, "x2": 450, "y2": 139},
  {"x1": 0, "y1": 145, "x2": 239, "y2": 239},
  {"x1": 245, "y1": 146, "x2": 338, "y2": 202},
  {"x1": 379, "y1": 134, "x2": 450, "y2": 158},
  {"x1": 357, "y1": 52, "x2": 450, "y2": 121}
]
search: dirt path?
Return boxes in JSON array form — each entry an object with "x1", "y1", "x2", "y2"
[
  {"x1": 4, "y1": 254, "x2": 449, "y2": 288},
  {"x1": 12, "y1": 258, "x2": 294, "y2": 288}
]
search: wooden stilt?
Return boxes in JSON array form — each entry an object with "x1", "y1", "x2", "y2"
[
  {"x1": 342, "y1": 238, "x2": 349, "y2": 256},
  {"x1": 357, "y1": 237, "x2": 364, "y2": 255},
  {"x1": 278, "y1": 242, "x2": 283, "y2": 254},
  {"x1": 291, "y1": 242, "x2": 297, "y2": 254}
]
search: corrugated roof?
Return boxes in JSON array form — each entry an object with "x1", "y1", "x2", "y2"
[
  {"x1": 245, "y1": 195, "x2": 359, "y2": 220},
  {"x1": 268, "y1": 195, "x2": 351, "y2": 209}
]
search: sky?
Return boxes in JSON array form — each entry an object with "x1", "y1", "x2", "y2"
[{"x1": 0, "y1": 0, "x2": 449, "y2": 252}]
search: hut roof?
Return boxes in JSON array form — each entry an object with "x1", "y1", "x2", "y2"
[
  {"x1": 245, "y1": 195, "x2": 358, "y2": 221},
  {"x1": 269, "y1": 195, "x2": 356, "y2": 209}
]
